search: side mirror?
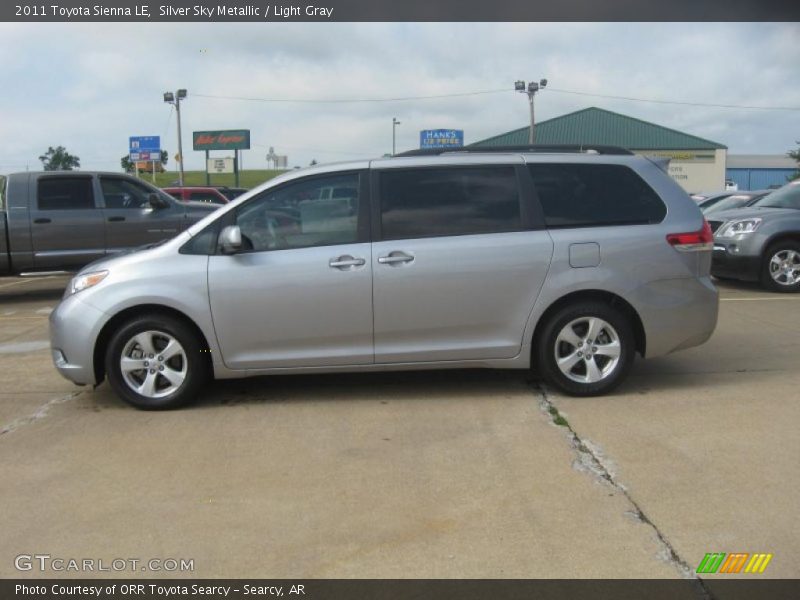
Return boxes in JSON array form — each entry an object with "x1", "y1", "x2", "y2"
[
  {"x1": 148, "y1": 193, "x2": 169, "y2": 209},
  {"x1": 219, "y1": 225, "x2": 242, "y2": 255}
]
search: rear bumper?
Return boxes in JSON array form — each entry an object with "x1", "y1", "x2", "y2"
[
  {"x1": 711, "y1": 244, "x2": 761, "y2": 282},
  {"x1": 49, "y1": 295, "x2": 108, "y2": 386},
  {"x1": 632, "y1": 276, "x2": 719, "y2": 358}
]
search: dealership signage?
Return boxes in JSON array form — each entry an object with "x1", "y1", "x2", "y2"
[
  {"x1": 193, "y1": 129, "x2": 251, "y2": 151},
  {"x1": 129, "y1": 135, "x2": 161, "y2": 162},
  {"x1": 420, "y1": 129, "x2": 464, "y2": 149}
]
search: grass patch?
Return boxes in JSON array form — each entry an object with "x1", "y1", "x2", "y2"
[
  {"x1": 547, "y1": 405, "x2": 569, "y2": 427},
  {"x1": 134, "y1": 169, "x2": 287, "y2": 190}
]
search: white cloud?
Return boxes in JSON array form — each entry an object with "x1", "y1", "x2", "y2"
[{"x1": 0, "y1": 22, "x2": 798, "y2": 174}]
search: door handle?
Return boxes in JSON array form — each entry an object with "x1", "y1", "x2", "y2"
[
  {"x1": 108, "y1": 216, "x2": 126, "y2": 222},
  {"x1": 378, "y1": 252, "x2": 414, "y2": 265},
  {"x1": 33, "y1": 218, "x2": 51, "y2": 224},
  {"x1": 329, "y1": 255, "x2": 366, "y2": 269}
]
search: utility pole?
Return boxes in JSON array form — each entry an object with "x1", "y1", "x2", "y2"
[
  {"x1": 163, "y1": 89, "x2": 188, "y2": 186},
  {"x1": 392, "y1": 117, "x2": 401, "y2": 155},
  {"x1": 515, "y1": 79, "x2": 547, "y2": 144}
]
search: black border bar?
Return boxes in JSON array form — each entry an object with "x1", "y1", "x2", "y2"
[
  {"x1": 4, "y1": 0, "x2": 800, "y2": 22},
  {"x1": 3, "y1": 579, "x2": 800, "y2": 600}
]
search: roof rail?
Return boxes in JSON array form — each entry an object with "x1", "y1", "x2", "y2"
[{"x1": 395, "y1": 144, "x2": 634, "y2": 157}]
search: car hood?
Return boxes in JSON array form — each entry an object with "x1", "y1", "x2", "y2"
[{"x1": 706, "y1": 206, "x2": 798, "y2": 222}]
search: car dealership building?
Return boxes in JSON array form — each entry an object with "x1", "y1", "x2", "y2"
[{"x1": 472, "y1": 107, "x2": 728, "y2": 193}]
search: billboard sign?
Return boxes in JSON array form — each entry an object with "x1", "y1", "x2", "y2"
[
  {"x1": 193, "y1": 129, "x2": 251, "y2": 151},
  {"x1": 420, "y1": 129, "x2": 464, "y2": 149},
  {"x1": 129, "y1": 135, "x2": 161, "y2": 162}
]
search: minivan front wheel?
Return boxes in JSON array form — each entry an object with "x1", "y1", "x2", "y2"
[
  {"x1": 105, "y1": 315, "x2": 207, "y2": 410},
  {"x1": 536, "y1": 302, "x2": 634, "y2": 396}
]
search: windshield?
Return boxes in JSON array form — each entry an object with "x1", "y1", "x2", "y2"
[
  {"x1": 703, "y1": 195, "x2": 751, "y2": 214},
  {"x1": 752, "y1": 181, "x2": 800, "y2": 210}
]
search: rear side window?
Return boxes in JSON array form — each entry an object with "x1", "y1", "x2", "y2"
[
  {"x1": 37, "y1": 177, "x2": 95, "y2": 210},
  {"x1": 528, "y1": 164, "x2": 666, "y2": 228},
  {"x1": 379, "y1": 166, "x2": 522, "y2": 240}
]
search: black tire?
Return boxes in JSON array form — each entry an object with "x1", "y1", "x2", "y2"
[
  {"x1": 105, "y1": 314, "x2": 208, "y2": 410},
  {"x1": 535, "y1": 301, "x2": 635, "y2": 397},
  {"x1": 760, "y1": 241, "x2": 800, "y2": 293}
]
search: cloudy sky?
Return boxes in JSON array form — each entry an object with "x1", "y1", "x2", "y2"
[{"x1": 0, "y1": 22, "x2": 798, "y2": 173}]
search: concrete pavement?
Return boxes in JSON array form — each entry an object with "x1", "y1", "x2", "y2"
[{"x1": 0, "y1": 275, "x2": 797, "y2": 582}]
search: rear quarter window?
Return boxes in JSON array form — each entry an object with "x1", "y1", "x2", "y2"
[{"x1": 528, "y1": 163, "x2": 666, "y2": 228}]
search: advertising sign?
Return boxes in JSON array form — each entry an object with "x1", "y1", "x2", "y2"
[
  {"x1": 420, "y1": 129, "x2": 464, "y2": 149},
  {"x1": 193, "y1": 129, "x2": 251, "y2": 151},
  {"x1": 129, "y1": 135, "x2": 161, "y2": 162},
  {"x1": 207, "y1": 157, "x2": 234, "y2": 173}
]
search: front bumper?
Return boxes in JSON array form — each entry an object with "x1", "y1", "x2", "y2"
[
  {"x1": 49, "y1": 294, "x2": 108, "y2": 386},
  {"x1": 711, "y1": 243, "x2": 761, "y2": 282}
]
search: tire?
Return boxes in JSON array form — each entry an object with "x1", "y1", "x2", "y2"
[
  {"x1": 535, "y1": 301, "x2": 635, "y2": 397},
  {"x1": 760, "y1": 242, "x2": 800, "y2": 293},
  {"x1": 105, "y1": 314, "x2": 208, "y2": 410}
]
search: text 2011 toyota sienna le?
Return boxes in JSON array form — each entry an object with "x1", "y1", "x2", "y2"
[{"x1": 50, "y1": 146, "x2": 718, "y2": 409}]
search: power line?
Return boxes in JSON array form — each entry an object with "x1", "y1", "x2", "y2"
[
  {"x1": 545, "y1": 87, "x2": 800, "y2": 112},
  {"x1": 193, "y1": 86, "x2": 800, "y2": 111},
  {"x1": 192, "y1": 89, "x2": 510, "y2": 104}
]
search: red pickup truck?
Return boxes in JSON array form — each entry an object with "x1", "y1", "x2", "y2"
[{"x1": 162, "y1": 186, "x2": 229, "y2": 205}]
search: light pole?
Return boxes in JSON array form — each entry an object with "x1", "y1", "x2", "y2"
[
  {"x1": 163, "y1": 89, "x2": 187, "y2": 186},
  {"x1": 515, "y1": 79, "x2": 547, "y2": 144},
  {"x1": 392, "y1": 117, "x2": 401, "y2": 155}
]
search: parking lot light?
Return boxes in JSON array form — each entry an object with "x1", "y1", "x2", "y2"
[{"x1": 163, "y1": 89, "x2": 188, "y2": 186}]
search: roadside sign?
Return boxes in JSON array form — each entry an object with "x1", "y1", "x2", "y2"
[
  {"x1": 207, "y1": 157, "x2": 234, "y2": 173},
  {"x1": 193, "y1": 130, "x2": 251, "y2": 151},
  {"x1": 420, "y1": 129, "x2": 464, "y2": 149},
  {"x1": 129, "y1": 136, "x2": 161, "y2": 162}
]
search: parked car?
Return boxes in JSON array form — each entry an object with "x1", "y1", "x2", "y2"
[
  {"x1": 709, "y1": 180, "x2": 800, "y2": 292},
  {"x1": 701, "y1": 190, "x2": 771, "y2": 215},
  {"x1": 163, "y1": 186, "x2": 230, "y2": 205},
  {"x1": 0, "y1": 171, "x2": 217, "y2": 276},
  {"x1": 49, "y1": 146, "x2": 718, "y2": 409},
  {"x1": 690, "y1": 191, "x2": 736, "y2": 209},
  {"x1": 213, "y1": 186, "x2": 249, "y2": 201}
]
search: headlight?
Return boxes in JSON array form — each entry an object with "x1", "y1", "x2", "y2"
[
  {"x1": 67, "y1": 270, "x2": 109, "y2": 296},
  {"x1": 717, "y1": 218, "x2": 762, "y2": 238}
]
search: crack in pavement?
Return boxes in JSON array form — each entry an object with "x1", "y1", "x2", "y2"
[
  {"x1": 529, "y1": 381, "x2": 715, "y2": 598},
  {"x1": 0, "y1": 390, "x2": 82, "y2": 437}
]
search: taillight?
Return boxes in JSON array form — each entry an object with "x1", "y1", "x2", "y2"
[{"x1": 666, "y1": 220, "x2": 713, "y2": 252}]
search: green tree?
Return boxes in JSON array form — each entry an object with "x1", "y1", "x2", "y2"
[
  {"x1": 788, "y1": 142, "x2": 800, "y2": 181},
  {"x1": 39, "y1": 146, "x2": 80, "y2": 171}
]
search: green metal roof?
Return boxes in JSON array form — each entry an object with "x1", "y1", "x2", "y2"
[{"x1": 471, "y1": 107, "x2": 727, "y2": 150}]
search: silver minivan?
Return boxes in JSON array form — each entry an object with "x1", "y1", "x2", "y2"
[{"x1": 49, "y1": 147, "x2": 719, "y2": 409}]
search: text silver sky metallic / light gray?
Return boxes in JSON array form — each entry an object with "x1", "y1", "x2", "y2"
[{"x1": 49, "y1": 146, "x2": 719, "y2": 409}]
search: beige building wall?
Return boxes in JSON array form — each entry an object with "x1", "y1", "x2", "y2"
[{"x1": 634, "y1": 148, "x2": 727, "y2": 192}]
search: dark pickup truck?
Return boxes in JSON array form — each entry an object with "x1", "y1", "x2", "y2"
[{"x1": 0, "y1": 171, "x2": 218, "y2": 276}]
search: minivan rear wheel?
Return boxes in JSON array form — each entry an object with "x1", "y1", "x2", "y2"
[
  {"x1": 535, "y1": 302, "x2": 634, "y2": 396},
  {"x1": 105, "y1": 315, "x2": 207, "y2": 410}
]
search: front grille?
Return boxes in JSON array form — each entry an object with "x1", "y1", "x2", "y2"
[{"x1": 708, "y1": 220, "x2": 723, "y2": 233}]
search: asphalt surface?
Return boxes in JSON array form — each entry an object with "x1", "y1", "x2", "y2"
[{"x1": 0, "y1": 275, "x2": 797, "y2": 580}]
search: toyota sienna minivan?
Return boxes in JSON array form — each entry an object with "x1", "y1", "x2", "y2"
[{"x1": 50, "y1": 146, "x2": 719, "y2": 409}]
